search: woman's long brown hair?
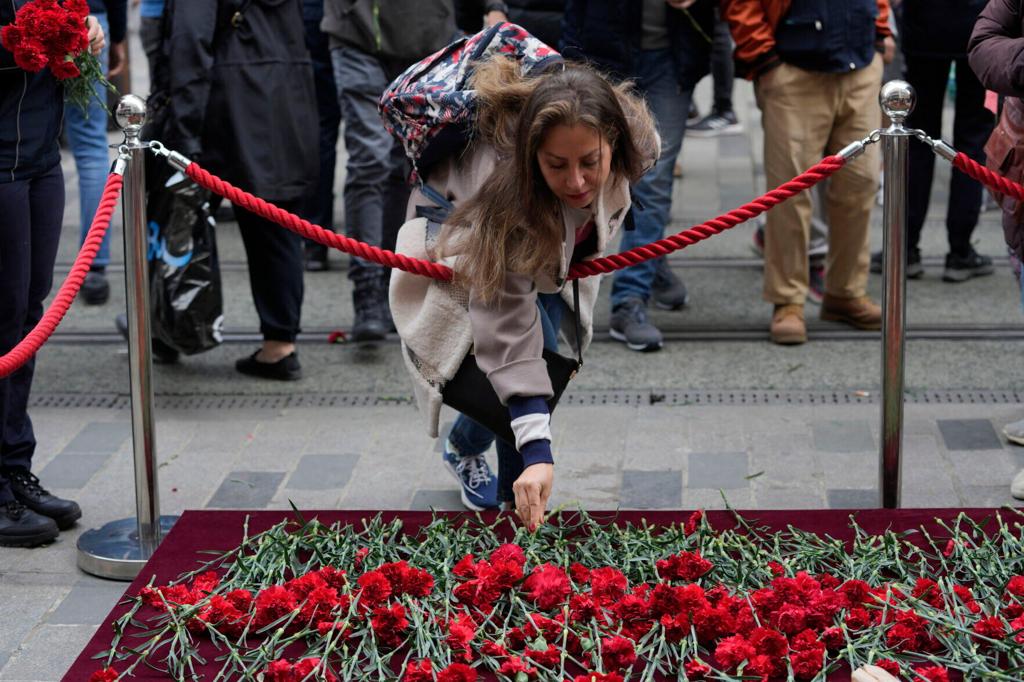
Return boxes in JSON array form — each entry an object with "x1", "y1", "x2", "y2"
[{"x1": 443, "y1": 59, "x2": 655, "y2": 302}]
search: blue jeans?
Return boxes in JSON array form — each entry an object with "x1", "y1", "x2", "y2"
[
  {"x1": 330, "y1": 47, "x2": 410, "y2": 284},
  {"x1": 610, "y1": 48, "x2": 693, "y2": 307},
  {"x1": 447, "y1": 293, "x2": 565, "y2": 503},
  {"x1": 65, "y1": 12, "x2": 112, "y2": 268}
]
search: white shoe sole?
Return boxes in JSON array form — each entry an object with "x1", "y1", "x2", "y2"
[
  {"x1": 1004, "y1": 429, "x2": 1024, "y2": 447},
  {"x1": 609, "y1": 327, "x2": 663, "y2": 352},
  {"x1": 442, "y1": 456, "x2": 489, "y2": 512}
]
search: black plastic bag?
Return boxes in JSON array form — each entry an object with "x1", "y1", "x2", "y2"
[{"x1": 146, "y1": 167, "x2": 224, "y2": 355}]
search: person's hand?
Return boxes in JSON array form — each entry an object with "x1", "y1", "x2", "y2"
[
  {"x1": 881, "y1": 36, "x2": 896, "y2": 64},
  {"x1": 665, "y1": 0, "x2": 698, "y2": 9},
  {"x1": 512, "y1": 463, "x2": 553, "y2": 531},
  {"x1": 108, "y1": 41, "x2": 127, "y2": 77},
  {"x1": 851, "y1": 665, "x2": 900, "y2": 682},
  {"x1": 483, "y1": 10, "x2": 508, "y2": 28},
  {"x1": 86, "y1": 16, "x2": 105, "y2": 56}
]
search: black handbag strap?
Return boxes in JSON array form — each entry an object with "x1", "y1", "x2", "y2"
[{"x1": 570, "y1": 279, "x2": 582, "y2": 367}]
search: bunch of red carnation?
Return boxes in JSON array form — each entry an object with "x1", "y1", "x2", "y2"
[
  {"x1": 1, "y1": 0, "x2": 91, "y2": 78},
  {"x1": 1, "y1": 0, "x2": 115, "y2": 112}
]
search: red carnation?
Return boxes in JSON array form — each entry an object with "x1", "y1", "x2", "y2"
[
  {"x1": 684, "y1": 509, "x2": 704, "y2": 535},
  {"x1": 973, "y1": 616, "x2": 1007, "y2": 640},
  {"x1": 446, "y1": 612, "x2": 477, "y2": 660},
  {"x1": 437, "y1": 662, "x2": 478, "y2": 682},
  {"x1": 490, "y1": 543, "x2": 526, "y2": 566},
  {"x1": 525, "y1": 644, "x2": 560, "y2": 668},
  {"x1": 524, "y1": 563, "x2": 571, "y2": 610},
  {"x1": 790, "y1": 647, "x2": 824, "y2": 680},
  {"x1": 656, "y1": 551, "x2": 713, "y2": 582},
  {"x1": 574, "y1": 674, "x2": 624, "y2": 682},
  {"x1": 498, "y1": 655, "x2": 538, "y2": 678},
  {"x1": 370, "y1": 603, "x2": 409, "y2": 648},
  {"x1": 254, "y1": 585, "x2": 298, "y2": 628},
  {"x1": 749, "y1": 627, "x2": 788, "y2": 658},
  {"x1": 600, "y1": 635, "x2": 637, "y2": 671},
  {"x1": 1007, "y1": 576, "x2": 1024, "y2": 597},
  {"x1": 357, "y1": 570, "x2": 393, "y2": 606},
  {"x1": 481, "y1": 641, "x2": 509, "y2": 657},
  {"x1": 844, "y1": 607, "x2": 872, "y2": 630},
  {"x1": 821, "y1": 626, "x2": 845, "y2": 649},
  {"x1": 589, "y1": 567, "x2": 628, "y2": 604},
  {"x1": 683, "y1": 660, "x2": 710, "y2": 679},
  {"x1": 354, "y1": 547, "x2": 369, "y2": 568},
  {"x1": 915, "y1": 665, "x2": 951, "y2": 682},
  {"x1": 875, "y1": 659, "x2": 901, "y2": 675},
  {"x1": 294, "y1": 658, "x2": 337, "y2": 682},
  {"x1": 87, "y1": 668, "x2": 119, "y2": 682},
  {"x1": 714, "y1": 635, "x2": 754, "y2": 671},
  {"x1": 403, "y1": 659, "x2": 434, "y2": 682},
  {"x1": 570, "y1": 562, "x2": 591, "y2": 584}
]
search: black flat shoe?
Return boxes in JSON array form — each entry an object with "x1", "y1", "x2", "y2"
[
  {"x1": 235, "y1": 351, "x2": 302, "y2": 381},
  {"x1": 6, "y1": 470, "x2": 81, "y2": 531}
]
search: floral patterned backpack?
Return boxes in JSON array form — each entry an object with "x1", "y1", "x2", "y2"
[{"x1": 379, "y1": 21, "x2": 562, "y2": 205}]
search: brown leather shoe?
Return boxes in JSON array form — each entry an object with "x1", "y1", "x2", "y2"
[
  {"x1": 770, "y1": 304, "x2": 806, "y2": 345},
  {"x1": 820, "y1": 295, "x2": 881, "y2": 330}
]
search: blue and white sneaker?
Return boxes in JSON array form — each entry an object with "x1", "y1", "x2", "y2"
[{"x1": 442, "y1": 442, "x2": 499, "y2": 511}]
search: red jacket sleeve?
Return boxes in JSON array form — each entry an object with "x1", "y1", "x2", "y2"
[{"x1": 721, "y1": 0, "x2": 780, "y2": 80}]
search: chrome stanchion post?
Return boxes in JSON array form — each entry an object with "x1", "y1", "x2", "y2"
[
  {"x1": 77, "y1": 95, "x2": 176, "y2": 580},
  {"x1": 878, "y1": 81, "x2": 915, "y2": 509}
]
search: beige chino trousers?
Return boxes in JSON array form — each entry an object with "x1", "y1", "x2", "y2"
[{"x1": 755, "y1": 55, "x2": 883, "y2": 305}]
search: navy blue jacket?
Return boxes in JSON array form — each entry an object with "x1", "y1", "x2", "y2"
[
  {"x1": 0, "y1": 0, "x2": 64, "y2": 184},
  {"x1": 86, "y1": 0, "x2": 128, "y2": 43},
  {"x1": 560, "y1": 0, "x2": 714, "y2": 91}
]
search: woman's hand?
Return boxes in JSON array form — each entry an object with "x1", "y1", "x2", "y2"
[
  {"x1": 513, "y1": 463, "x2": 553, "y2": 531},
  {"x1": 851, "y1": 665, "x2": 900, "y2": 682},
  {"x1": 86, "y1": 16, "x2": 106, "y2": 57}
]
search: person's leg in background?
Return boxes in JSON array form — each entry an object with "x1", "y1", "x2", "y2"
[
  {"x1": 610, "y1": 48, "x2": 691, "y2": 352},
  {"x1": 332, "y1": 46, "x2": 402, "y2": 343},
  {"x1": 899, "y1": 53, "x2": 948, "y2": 279},
  {"x1": 66, "y1": 11, "x2": 113, "y2": 305},
  {"x1": 688, "y1": 9, "x2": 742, "y2": 138},
  {"x1": 758, "y1": 64, "x2": 835, "y2": 344},
  {"x1": 0, "y1": 166, "x2": 80, "y2": 545},
  {"x1": 232, "y1": 203, "x2": 305, "y2": 381},
  {"x1": 302, "y1": 5, "x2": 342, "y2": 272},
  {"x1": 942, "y1": 57, "x2": 995, "y2": 282},
  {"x1": 819, "y1": 57, "x2": 883, "y2": 328}
]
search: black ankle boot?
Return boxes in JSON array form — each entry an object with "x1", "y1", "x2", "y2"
[
  {"x1": 0, "y1": 500, "x2": 59, "y2": 547},
  {"x1": 351, "y1": 276, "x2": 390, "y2": 343},
  {"x1": 6, "y1": 469, "x2": 82, "y2": 530}
]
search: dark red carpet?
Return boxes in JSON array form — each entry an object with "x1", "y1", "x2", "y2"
[{"x1": 64, "y1": 508, "x2": 1015, "y2": 681}]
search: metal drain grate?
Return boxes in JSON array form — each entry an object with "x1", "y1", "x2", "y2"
[{"x1": 29, "y1": 389, "x2": 1024, "y2": 410}]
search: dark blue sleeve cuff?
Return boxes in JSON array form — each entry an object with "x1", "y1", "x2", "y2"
[
  {"x1": 508, "y1": 396, "x2": 549, "y2": 419},
  {"x1": 520, "y1": 439, "x2": 554, "y2": 467}
]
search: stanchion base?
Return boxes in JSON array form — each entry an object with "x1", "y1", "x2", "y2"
[{"x1": 76, "y1": 516, "x2": 179, "y2": 581}]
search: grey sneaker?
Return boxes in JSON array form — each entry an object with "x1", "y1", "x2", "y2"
[
  {"x1": 1013, "y1": 469, "x2": 1024, "y2": 500},
  {"x1": 943, "y1": 248, "x2": 994, "y2": 283},
  {"x1": 652, "y1": 259, "x2": 690, "y2": 310},
  {"x1": 687, "y1": 109, "x2": 742, "y2": 138},
  {"x1": 870, "y1": 248, "x2": 923, "y2": 279},
  {"x1": 1003, "y1": 418, "x2": 1024, "y2": 447},
  {"x1": 609, "y1": 298, "x2": 663, "y2": 352}
]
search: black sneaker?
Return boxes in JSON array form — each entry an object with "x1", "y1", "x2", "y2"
[
  {"x1": 235, "y1": 351, "x2": 302, "y2": 381},
  {"x1": 652, "y1": 259, "x2": 690, "y2": 310},
  {"x1": 351, "y1": 279, "x2": 390, "y2": 344},
  {"x1": 687, "y1": 109, "x2": 742, "y2": 138},
  {"x1": 6, "y1": 469, "x2": 81, "y2": 531},
  {"x1": 0, "y1": 500, "x2": 59, "y2": 547},
  {"x1": 943, "y1": 248, "x2": 994, "y2": 282},
  {"x1": 81, "y1": 270, "x2": 110, "y2": 305},
  {"x1": 609, "y1": 298, "x2": 663, "y2": 352},
  {"x1": 870, "y1": 248, "x2": 923, "y2": 279},
  {"x1": 114, "y1": 314, "x2": 181, "y2": 364}
]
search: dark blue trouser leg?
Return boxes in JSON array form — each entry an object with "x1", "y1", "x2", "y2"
[{"x1": 0, "y1": 166, "x2": 65, "y2": 502}]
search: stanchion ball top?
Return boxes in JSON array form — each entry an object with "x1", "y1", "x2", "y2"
[
  {"x1": 115, "y1": 94, "x2": 147, "y2": 132},
  {"x1": 879, "y1": 80, "x2": 915, "y2": 123}
]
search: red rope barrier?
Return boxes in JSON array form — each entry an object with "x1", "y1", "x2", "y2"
[
  {"x1": 185, "y1": 155, "x2": 846, "y2": 283},
  {"x1": 0, "y1": 173, "x2": 123, "y2": 379},
  {"x1": 952, "y1": 151, "x2": 1024, "y2": 203}
]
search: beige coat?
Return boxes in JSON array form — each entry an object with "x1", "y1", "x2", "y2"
[{"x1": 390, "y1": 125, "x2": 658, "y2": 437}]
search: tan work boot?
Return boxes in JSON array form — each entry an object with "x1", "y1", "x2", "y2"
[
  {"x1": 820, "y1": 295, "x2": 882, "y2": 330},
  {"x1": 770, "y1": 304, "x2": 806, "y2": 345}
]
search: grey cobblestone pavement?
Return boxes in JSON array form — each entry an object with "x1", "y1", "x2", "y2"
[{"x1": 3, "y1": 23, "x2": 1024, "y2": 682}]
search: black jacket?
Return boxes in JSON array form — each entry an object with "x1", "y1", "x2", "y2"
[
  {"x1": 86, "y1": 0, "x2": 128, "y2": 43},
  {"x1": 900, "y1": 0, "x2": 987, "y2": 59},
  {"x1": 159, "y1": 0, "x2": 317, "y2": 202},
  {"x1": 560, "y1": 0, "x2": 714, "y2": 91},
  {"x1": 0, "y1": 0, "x2": 63, "y2": 184},
  {"x1": 321, "y1": 0, "x2": 459, "y2": 62},
  {"x1": 458, "y1": 0, "x2": 566, "y2": 48}
]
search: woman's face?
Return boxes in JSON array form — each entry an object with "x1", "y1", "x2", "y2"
[{"x1": 536, "y1": 124, "x2": 612, "y2": 210}]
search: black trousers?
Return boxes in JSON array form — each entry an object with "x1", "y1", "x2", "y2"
[
  {"x1": 0, "y1": 166, "x2": 64, "y2": 502},
  {"x1": 233, "y1": 201, "x2": 305, "y2": 343},
  {"x1": 905, "y1": 54, "x2": 995, "y2": 256}
]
